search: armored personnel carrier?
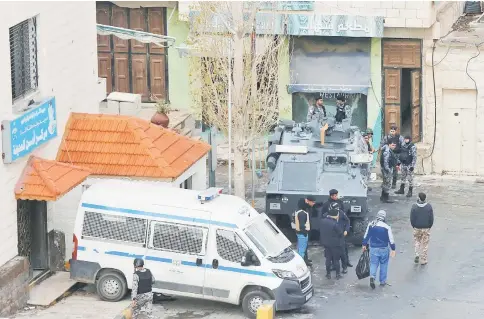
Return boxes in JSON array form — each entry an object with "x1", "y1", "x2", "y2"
[{"x1": 265, "y1": 114, "x2": 372, "y2": 245}]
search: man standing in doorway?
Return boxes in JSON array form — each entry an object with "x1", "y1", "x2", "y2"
[
  {"x1": 307, "y1": 97, "x2": 327, "y2": 122},
  {"x1": 395, "y1": 136, "x2": 417, "y2": 197},
  {"x1": 320, "y1": 208, "x2": 344, "y2": 280},
  {"x1": 362, "y1": 210, "x2": 396, "y2": 289},
  {"x1": 410, "y1": 192, "x2": 434, "y2": 265},
  {"x1": 380, "y1": 141, "x2": 398, "y2": 203},
  {"x1": 380, "y1": 125, "x2": 404, "y2": 189}
]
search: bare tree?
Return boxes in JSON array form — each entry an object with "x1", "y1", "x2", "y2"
[{"x1": 187, "y1": 1, "x2": 288, "y2": 198}]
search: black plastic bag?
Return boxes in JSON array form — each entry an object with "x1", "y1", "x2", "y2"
[{"x1": 356, "y1": 250, "x2": 370, "y2": 280}]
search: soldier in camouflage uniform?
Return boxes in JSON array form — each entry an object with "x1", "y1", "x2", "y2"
[
  {"x1": 307, "y1": 97, "x2": 327, "y2": 122},
  {"x1": 380, "y1": 141, "x2": 397, "y2": 203},
  {"x1": 131, "y1": 258, "x2": 155, "y2": 319},
  {"x1": 410, "y1": 193, "x2": 434, "y2": 265},
  {"x1": 395, "y1": 136, "x2": 417, "y2": 197},
  {"x1": 380, "y1": 125, "x2": 404, "y2": 189}
]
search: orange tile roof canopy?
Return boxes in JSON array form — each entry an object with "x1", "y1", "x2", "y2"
[
  {"x1": 56, "y1": 113, "x2": 211, "y2": 179},
  {"x1": 15, "y1": 156, "x2": 91, "y2": 201}
]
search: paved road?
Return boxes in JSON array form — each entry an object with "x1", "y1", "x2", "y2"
[
  {"x1": 12, "y1": 172, "x2": 484, "y2": 319},
  {"x1": 152, "y1": 174, "x2": 484, "y2": 318}
]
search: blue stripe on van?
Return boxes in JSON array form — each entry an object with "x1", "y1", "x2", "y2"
[
  {"x1": 105, "y1": 251, "x2": 144, "y2": 259},
  {"x1": 78, "y1": 246, "x2": 86, "y2": 251},
  {"x1": 146, "y1": 256, "x2": 172, "y2": 263},
  {"x1": 81, "y1": 203, "x2": 237, "y2": 229},
  {"x1": 78, "y1": 249, "x2": 275, "y2": 278}
]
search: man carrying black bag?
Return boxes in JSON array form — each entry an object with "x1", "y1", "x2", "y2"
[{"x1": 356, "y1": 249, "x2": 370, "y2": 280}]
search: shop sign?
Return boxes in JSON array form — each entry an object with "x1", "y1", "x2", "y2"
[
  {"x1": 190, "y1": 11, "x2": 383, "y2": 38},
  {"x1": 286, "y1": 14, "x2": 384, "y2": 38},
  {"x1": 245, "y1": 1, "x2": 314, "y2": 11},
  {"x1": 2, "y1": 97, "x2": 57, "y2": 163}
]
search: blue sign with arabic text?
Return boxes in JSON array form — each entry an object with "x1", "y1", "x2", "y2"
[{"x1": 2, "y1": 97, "x2": 57, "y2": 163}]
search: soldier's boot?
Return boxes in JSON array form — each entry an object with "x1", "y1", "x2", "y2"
[
  {"x1": 406, "y1": 186, "x2": 413, "y2": 198},
  {"x1": 380, "y1": 190, "x2": 385, "y2": 202},
  {"x1": 382, "y1": 191, "x2": 394, "y2": 204},
  {"x1": 391, "y1": 176, "x2": 397, "y2": 189},
  {"x1": 395, "y1": 183, "x2": 405, "y2": 195}
]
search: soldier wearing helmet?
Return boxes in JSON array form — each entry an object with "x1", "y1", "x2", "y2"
[{"x1": 131, "y1": 258, "x2": 155, "y2": 319}]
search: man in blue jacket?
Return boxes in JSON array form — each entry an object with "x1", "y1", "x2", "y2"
[{"x1": 362, "y1": 210, "x2": 396, "y2": 289}]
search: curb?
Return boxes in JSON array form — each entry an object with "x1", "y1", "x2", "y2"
[{"x1": 114, "y1": 306, "x2": 131, "y2": 319}]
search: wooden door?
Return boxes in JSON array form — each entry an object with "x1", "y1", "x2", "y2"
[
  {"x1": 410, "y1": 70, "x2": 421, "y2": 142},
  {"x1": 130, "y1": 9, "x2": 149, "y2": 100},
  {"x1": 383, "y1": 40, "x2": 421, "y2": 68},
  {"x1": 96, "y1": 3, "x2": 112, "y2": 95},
  {"x1": 96, "y1": 3, "x2": 167, "y2": 102},
  {"x1": 384, "y1": 68, "x2": 401, "y2": 134}
]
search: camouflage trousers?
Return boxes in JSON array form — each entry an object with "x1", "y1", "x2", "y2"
[
  {"x1": 381, "y1": 169, "x2": 393, "y2": 192},
  {"x1": 414, "y1": 228, "x2": 430, "y2": 263},
  {"x1": 400, "y1": 165, "x2": 414, "y2": 187},
  {"x1": 132, "y1": 292, "x2": 154, "y2": 319}
]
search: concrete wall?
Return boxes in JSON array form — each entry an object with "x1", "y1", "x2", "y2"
[
  {"x1": 0, "y1": 2, "x2": 105, "y2": 269},
  {"x1": 167, "y1": 7, "x2": 191, "y2": 109},
  {"x1": 179, "y1": 1, "x2": 437, "y2": 29},
  {"x1": 368, "y1": 38, "x2": 383, "y2": 152},
  {"x1": 278, "y1": 37, "x2": 292, "y2": 120},
  {"x1": 0, "y1": 257, "x2": 30, "y2": 316}
]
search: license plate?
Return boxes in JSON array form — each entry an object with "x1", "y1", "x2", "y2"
[
  {"x1": 270, "y1": 203, "x2": 281, "y2": 210},
  {"x1": 305, "y1": 291, "x2": 313, "y2": 301},
  {"x1": 351, "y1": 205, "x2": 361, "y2": 213}
]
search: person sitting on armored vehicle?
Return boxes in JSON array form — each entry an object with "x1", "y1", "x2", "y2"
[
  {"x1": 335, "y1": 95, "x2": 349, "y2": 123},
  {"x1": 307, "y1": 97, "x2": 327, "y2": 122},
  {"x1": 363, "y1": 133, "x2": 375, "y2": 154}
]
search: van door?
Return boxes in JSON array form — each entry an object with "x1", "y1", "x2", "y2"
[
  {"x1": 203, "y1": 227, "x2": 267, "y2": 304},
  {"x1": 145, "y1": 220, "x2": 209, "y2": 298}
]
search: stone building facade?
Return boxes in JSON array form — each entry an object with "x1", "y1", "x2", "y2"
[{"x1": 0, "y1": 2, "x2": 105, "y2": 315}]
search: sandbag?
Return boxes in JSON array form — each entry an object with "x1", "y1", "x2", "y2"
[{"x1": 356, "y1": 250, "x2": 370, "y2": 280}]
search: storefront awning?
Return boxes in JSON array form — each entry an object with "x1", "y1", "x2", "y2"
[
  {"x1": 288, "y1": 51, "x2": 371, "y2": 95},
  {"x1": 15, "y1": 156, "x2": 91, "y2": 201},
  {"x1": 96, "y1": 24, "x2": 176, "y2": 48}
]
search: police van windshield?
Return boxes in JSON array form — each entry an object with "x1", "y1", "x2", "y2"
[{"x1": 244, "y1": 214, "x2": 291, "y2": 258}]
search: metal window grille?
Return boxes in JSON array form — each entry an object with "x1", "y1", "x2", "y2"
[
  {"x1": 9, "y1": 17, "x2": 38, "y2": 101},
  {"x1": 81, "y1": 211, "x2": 147, "y2": 244},
  {"x1": 152, "y1": 223, "x2": 204, "y2": 255},
  {"x1": 216, "y1": 229, "x2": 248, "y2": 263}
]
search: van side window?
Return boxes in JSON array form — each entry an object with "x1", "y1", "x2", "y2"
[
  {"x1": 216, "y1": 229, "x2": 248, "y2": 263},
  {"x1": 82, "y1": 211, "x2": 147, "y2": 244},
  {"x1": 151, "y1": 222, "x2": 204, "y2": 255}
]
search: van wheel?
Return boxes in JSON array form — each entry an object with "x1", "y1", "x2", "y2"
[
  {"x1": 96, "y1": 271, "x2": 127, "y2": 302},
  {"x1": 241, "y1": 290, "x2": 271, "y2": 319}
]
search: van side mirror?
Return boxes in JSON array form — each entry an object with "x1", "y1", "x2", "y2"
[{"x1": 241, "y1": 250, "x2": 260, "y2": 267}]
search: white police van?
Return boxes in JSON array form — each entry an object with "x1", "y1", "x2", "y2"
[{"x1": 69, "y1": 180, "x2": 313, "y2": 318}]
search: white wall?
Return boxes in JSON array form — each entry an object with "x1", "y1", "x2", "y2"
[
  {"x1": 56, "y1": 156, "x2": 208, "y2": 262},
  {"x1": 178, "y1": 0, "x2": 436, "y2": 28},
  {"x1": 0, "y1": 2, "x2": 106, "y2": 267}
]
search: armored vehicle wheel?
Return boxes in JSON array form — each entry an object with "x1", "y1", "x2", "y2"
[{"x1": 349, "y1": 218, "x2": 367, "y2": 245}]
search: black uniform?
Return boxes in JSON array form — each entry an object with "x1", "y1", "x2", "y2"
[
  {"x1": 337, "y1": 211, "x2": 351, "y2": 268},
  {"x1": 319, "y1": 216, "x2": 345, "y2": 275},
  {"x1": 386, "y1": 134, "x2": 404, "y2": 187},
  {"x1": 321, "y1": 199, "x2": 344, "y2": 217},
  {"x1": 322, "y1": 199, "x2": 350, "y2": 268}
]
